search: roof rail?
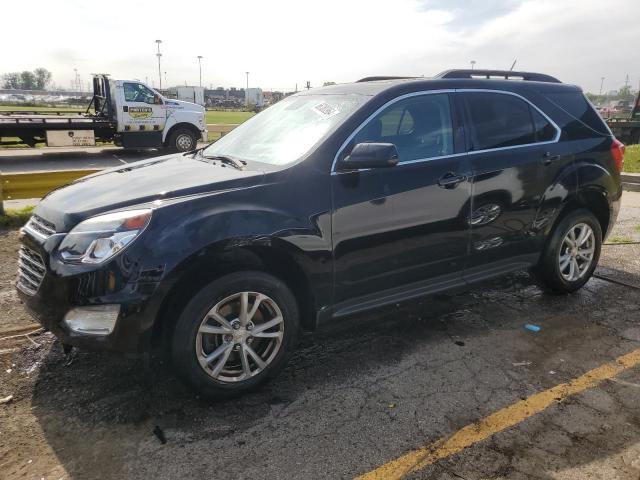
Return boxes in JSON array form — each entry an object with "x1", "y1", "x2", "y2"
[
  {"x1": 435, "y1": 69, "x2": 561, "y2": 84},
  {"x1": 357, "y1": 76, "x2": 417, "y2": 83}
]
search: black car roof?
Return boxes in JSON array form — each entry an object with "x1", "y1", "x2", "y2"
[{"x1": 298, "y1": 74, "x2": 582, "y2": 98}]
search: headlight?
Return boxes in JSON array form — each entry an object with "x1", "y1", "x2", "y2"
[{"x1": 58, "y1": 209, "x2": 152, "y2": 264}]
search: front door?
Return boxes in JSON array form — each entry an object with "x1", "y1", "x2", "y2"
[
  {"x1": 117, "y1": 82, "x2": 167, "y2": 134},
  {"x1": 459, "y1": 91, "x2": 571, "y2": 277},
  {"x1": 331, "y1": 92, "x2": 471, "y2": 314}
]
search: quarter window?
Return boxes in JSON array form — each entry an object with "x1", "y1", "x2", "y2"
[
  {"x1": 464, "y1": 93, "x2": 543, "y2": 150},
  {"x1": 350, "y1": 93, "x2": 454, "y2": 162}
]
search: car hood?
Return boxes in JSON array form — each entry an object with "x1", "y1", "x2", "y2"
[{"x1": 35, "y1": 153, "x2": 264, "y2": 232}]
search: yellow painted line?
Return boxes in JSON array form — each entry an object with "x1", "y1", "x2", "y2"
[{"x1": 356, "y1": 347, "x2": 640, "y2": 480}]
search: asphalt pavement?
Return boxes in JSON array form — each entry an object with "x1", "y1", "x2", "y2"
[
  {"x1": 0, "y1": 144, "x2": 208, "y2": 173},
  {"x1": 1, "y1": 194, "x2": 640, "y2": 479}
]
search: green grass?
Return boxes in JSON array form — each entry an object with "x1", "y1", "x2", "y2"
[
  {"x1": 0, "y1": 205, "x2": 34, "y2": 228},
  {"x1": 634, "y1": 225, "x2": 640, "y2": 233},
  {"x1": 624, "y1": 144, "x2": 640, "y2": 173},
  {"x1": 205, "y1": 110, "x2": 254, "y2": 124}
]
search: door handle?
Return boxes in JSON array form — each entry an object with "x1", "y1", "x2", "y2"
[
  {"x1": 438, "y1": 172, "x2": 466, "y2": 189},
  {"x1": 541, "y1": 152, "x2": 560, "y2": 166}
]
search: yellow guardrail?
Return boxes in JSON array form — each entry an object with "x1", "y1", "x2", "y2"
[
  {"x1": 0, "y1": 123, "x2": 240, "y2": 209},
  {"x1": 1, "y1": 169, "x2": 99, "y2": 201}
]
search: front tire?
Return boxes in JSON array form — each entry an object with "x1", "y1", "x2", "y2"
[
  {"x1": 534, "y1": 209, "x2": 602, "y2": 293},
  {"x1": 167, "y1": 128, "x2": 197, "y2": 152},
  {"x1": 172, "y1": 271, "x2": 299, "y2": 399}
]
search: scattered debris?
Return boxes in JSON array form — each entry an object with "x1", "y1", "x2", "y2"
[
  {"x1": 388, "y1": 403, "x2": 396, "y2": 409},
  {"x1": 153, "y1": 425, "x2": 167, "y2": 444},
  {"x1": 0, "y1": 395, "x2": 13, "y2": 404},
  {"x1": 0, "y1": 327, "x2": 44, "y2": 342},
  {"x1": 549, "y1": 370, "x2": 556, "y2": 375},
  {"x1": 5, "y1": 368, "x2": 12, "y2": 374},
  {"x1": 525, "y1": 324, "x2": 541, "y2": 332},
  {"x1": 512, "y1": 361, "x2": 532, "y2": 367},
  {"x1": 454, "y1": 341, "x2": 465, "y2": 347},
  {"x1": 0, "y1": 347, "x2": 19, "y2": 355}
]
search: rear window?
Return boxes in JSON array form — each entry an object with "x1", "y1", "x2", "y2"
[{"x1": 543, "y1": 91, "x2": 610, "y2": 135}]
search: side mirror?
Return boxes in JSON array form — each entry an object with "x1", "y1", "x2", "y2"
[
  {"x1": 339, "y1": 143, "x2": 399, "y2": 170},
  {"x1": 154, "y1": 95, "x2": 163, "y2": 105}
]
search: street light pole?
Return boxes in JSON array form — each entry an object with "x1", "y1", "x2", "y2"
[
  {"x1": 155, "y1": 39, "x2": 163, "y2": 90},
  {"x1": 599, "y1": 77, "x2": 605, "y2": 96},
  {"x1": 470, "y1": 60, "x2": 476, "y2": 70},
  {"x1": 197, "y1": 56, "x2": 203, "y2": 87},
  {"x1": 245, "y1": 71, "x2": 250, "y2": 107}
]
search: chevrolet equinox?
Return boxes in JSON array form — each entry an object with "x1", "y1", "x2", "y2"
[{"x1": 17, "y1": 70, "x2": 624, "y2": 398}]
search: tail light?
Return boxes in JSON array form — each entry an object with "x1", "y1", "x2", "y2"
[{"x1": 611, "y1": 138, "x2": 625, "y2": 172}]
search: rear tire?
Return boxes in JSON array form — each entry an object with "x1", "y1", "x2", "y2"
[
  {"x1": 534, "y1": 209, "x2": 602, "y2": 294},
  {"x1": 167, "y1": 128, "x2": 197, "y2": 152},
  {"x1": 171, "y1": 271, "x2": 299, "y2": 399}
]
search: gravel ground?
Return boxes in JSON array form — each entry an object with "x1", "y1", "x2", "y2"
[{"x1": 0, "y1": 193, "x2": 639, "y2": 480}]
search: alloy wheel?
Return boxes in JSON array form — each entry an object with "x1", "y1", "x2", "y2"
[
  {"x1": 558, "y1": 223, "x2": 595, "y2": 282},
  {"x1": 195, "y1": 291, "x2": 284, "y2": 382}
]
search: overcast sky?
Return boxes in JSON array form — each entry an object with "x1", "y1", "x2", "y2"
[{"x1": 2, "y1": 0, "x2": 639, "y2": 93}]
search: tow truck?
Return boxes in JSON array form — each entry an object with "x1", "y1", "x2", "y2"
[
  {"x1": 607, "y1": 91, "x2": 640, "y2": 145},
  {"x1": 0, "y1": 75, "x2": 207, "y2": 151}
]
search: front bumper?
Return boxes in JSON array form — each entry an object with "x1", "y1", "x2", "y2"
[{"x1": 17, "y1": 229, "x2": 160, "y2": 353}]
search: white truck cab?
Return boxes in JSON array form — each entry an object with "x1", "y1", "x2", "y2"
[{"x1": 111, "y1": 79, "x2": 207, "y2": 151}]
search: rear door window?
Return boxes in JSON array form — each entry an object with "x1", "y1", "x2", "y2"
[
  {"x1": 531, "y1": 108, "x2": 557, "y2": 142},
  {"x1": 463, "y1": 92, "x2": 537, "y2": 150}
]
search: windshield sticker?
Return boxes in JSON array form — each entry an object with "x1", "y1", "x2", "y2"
[
  {"x1": 312, "y1": 102, "x2": 340, "y2": 119},
  {"x1": 128, "y1": 107, "x2": 153, "y2": 119}
]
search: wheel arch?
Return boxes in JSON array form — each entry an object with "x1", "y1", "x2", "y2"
[
  {"x1": 150, "y1": 241, "x2": 317, "y2": 354},
  {"x1": 162, "y1": 121, "x2": 201, "y2": 146},
  {"x1": 546, "y1": 186, "x2": 611, "y2": 241}
]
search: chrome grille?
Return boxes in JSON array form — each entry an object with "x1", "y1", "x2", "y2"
[
  {"x1": 17, "y1": 247, "x2": 46, "y2": 296},
  {"x1": 24, "y1": 214, "x2": 56, "y2": 239}
]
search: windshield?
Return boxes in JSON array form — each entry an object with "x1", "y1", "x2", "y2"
[{"x1": 203, "y1": 94, "x2": 367, "y2": 165}]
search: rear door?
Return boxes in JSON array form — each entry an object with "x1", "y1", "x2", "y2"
[
  {"x1": 459, "y1": 90, "x2": 569, "y2": 279},
  {"x1": 117, "y1": 82, "x2": 167, "y2": 133}
]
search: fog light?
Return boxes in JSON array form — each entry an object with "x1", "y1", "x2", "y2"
[{"x1": 63, "y1": 305, "x2": 120, "y2": 335}]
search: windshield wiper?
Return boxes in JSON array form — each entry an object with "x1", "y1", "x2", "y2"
[{"x1": 193, "y1": 149, "x2": 246, "y2": 170}]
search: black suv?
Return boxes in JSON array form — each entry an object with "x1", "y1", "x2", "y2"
[{"x1": 18, "y1": 70, "x2": 624, "y2": 398}]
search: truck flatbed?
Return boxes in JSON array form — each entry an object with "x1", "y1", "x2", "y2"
[{"x1": 0, "y1": 111, "x2": 114, "y2": 132}]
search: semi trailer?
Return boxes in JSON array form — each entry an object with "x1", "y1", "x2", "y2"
[
  {"x1": 607, "y1": 91, "x2": 640, "y2": 145},
  {"x1": 0, "y1": 75, "x2": 207, "y2": 151}
]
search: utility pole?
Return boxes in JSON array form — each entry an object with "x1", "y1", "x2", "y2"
[
  {"x1": 470, "y1": 60, "x2": 476, "y2": 70},
  {"x1": 155, "y1": 39, "x2": 163, "y2": 89},
  {"x1": 599, "y1": 77, "x2": 605, "y2": 96},
  {"x1": 197, "y1": 56, "x2": 203, "y2": 87},
  {"x1": 245, "y1": 71, "x2": 250, "y2": 107},
  {"x1": 306, "y1": 81, "x2": 311, "y2": 90},
  {"x1": 164, "y1": 71, "x2": 167, "y2": 88}
]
